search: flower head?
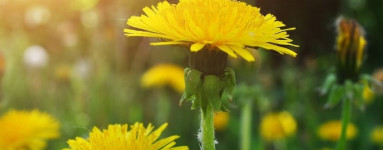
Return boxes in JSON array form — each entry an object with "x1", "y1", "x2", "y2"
[
  {"x1": 318, "y1": 120, "x2": 357, "y2": 141},
  {"x1": 125, "y1": 0, "x2": 298, "y2": 62},
  {"x1": 64, "y1": 122, "x2": 188, "y2": 150},
  {"x1": 214, "y1": 112, "x2": 229, "y2": 131},
  {"x1": 260, "y1": 111, "x2": 297, "y2": 141},
  {"x1": 371, "y1": 126, "x2": 383, "y2": 144},
  {"x1": 0, "y1": 109, "x2": 60, "y2": 150},
  {"x1": 23, "y1": 45, "x2": 49, "y2": 69},
  {"x1": 335, "y1": 17, "x2": 367, "y2": 82},
  {"x1": 141, "y1": 64, "x2": 185, "y2": 93}
]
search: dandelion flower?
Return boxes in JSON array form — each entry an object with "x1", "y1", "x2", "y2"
[
  {"x1": 318, "y1": 120, "x2": 357, "y2": 141},
  {"x1": 125, "y1": 0, "x2": 298, "y2": 62},
  {"x1": 371, "y1": 126, "x2": 383, "y2": 144},
  {"x1": 0, "y1": 109, "x2": 60, "y2": 150},
  {"x1": 260, "y1": 111, "x2": 297, "y2": 141},
  {"x1": 214, "y1": 112, "x2": 229, "y2": 131},
  {"x1": 64, "y1": 122, "x2": 188, "y2": 150},
  {"x1": 141, "y1": 64, "x2": 185, "y2": 93}
]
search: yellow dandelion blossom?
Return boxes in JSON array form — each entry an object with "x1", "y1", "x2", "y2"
[
  {"x1": 371, "y1": 126, "x2": 383, "y2": 144},
  {"x1": 64, "y1": 122, "x2": 188, "y2": 150},
  {"x1": 260, "y1": 111, "x2": 297, "y2": 141},
  {"x1": 125, "y1": 0, "x2": 298, "y2": 62},
  {"x1": 141, "y1": 64, "x2": 185, "y2": 93},
  {"x1": 318, "y1": 120, "x2": 357, "y2": 141},
  {"x1": 214, "y1": 112, "x2": 229, "y2": 131},
  {"x1": 0, "y1": 109, "x2": 60, "y2": 150}
]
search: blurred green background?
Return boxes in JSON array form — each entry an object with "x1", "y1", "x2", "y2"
[{"x1": 0, "y1": 0, "x2": 382, "y2": 149}]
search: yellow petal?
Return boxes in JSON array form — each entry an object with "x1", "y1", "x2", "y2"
[
  {"x1": 230, "y1": 46, "x2": 255, "y2": 62},
  {"x1": 190, "y1": 43, "x2": 205, "y2": 52},
  {"x1": 217, "y1": 45, "x2": 237, "y2": 58},
  {"x1": 151, "y1": 41, "x2": 189, "y2": 46}
]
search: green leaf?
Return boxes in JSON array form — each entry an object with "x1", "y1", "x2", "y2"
[
  {"x1": 204, "y1": 75, "x2": 222, "y2": 111},
  {"x1": 325, "y1": 84, "x2": 344, "y2": 108}
]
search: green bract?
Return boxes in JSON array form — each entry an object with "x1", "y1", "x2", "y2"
[{"x1": 179, "y1": 67, "x2": 236, "y2": 112}]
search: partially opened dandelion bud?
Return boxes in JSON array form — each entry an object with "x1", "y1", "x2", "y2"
[{"x1": 336, "y1": 17, "x2": 367, "y2": 83}]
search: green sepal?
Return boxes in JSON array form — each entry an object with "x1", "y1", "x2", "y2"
[
  {"x1": 180, "y1": 68, "x2": 202, "y2": 105},
  {"x1": 204, "y1": 75, "x2": 222, "y2": 111},
  {"x1": 220, "y1": 86, "x2": 231, "y2": 112},
  {"x1": 353, "y1": 82, "x2": 365, "y2": 111},
  {"x1": 224, "y1": 68, "x2": 236, "y2": 100},
  {"x1": 344, "y1": 80, "x2": 354, "y2": 99},
  {"x1": 320, "y1": 73, "x2": 337, "y2": 95},
  {"x1": 325, "y1": 84, "x2": 344, "y2": 108},
  {"x1": 191, "y1": 90, "x2": 201, "y2": 110}
]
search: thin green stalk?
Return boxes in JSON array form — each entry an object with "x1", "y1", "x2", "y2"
[
  {"x1": 156, "y1": 90, "x2": 170, "y2": 124},
  {"x1": 201, "y1": 105, "x2": 215, "y2": 150},
  {"x1": 336, "y1": 98, "x2": 352, "y2": 150},
  {"x1": 241, "y1": 101, "x2": 252, "y2": 150}
]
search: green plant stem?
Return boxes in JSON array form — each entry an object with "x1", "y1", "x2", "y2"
[
  {"x1": 336, "y1": 98, "x2": 352, "y2": 150},
  {"x1": 201, "y1": 105, "x2": 215, "y2": 150},
  {"x1": 156, "y1": 90, "x2": 170, "y2": 124},
  {"x1": 241, "y1": 101, "x2": 252, "y2": 150}
]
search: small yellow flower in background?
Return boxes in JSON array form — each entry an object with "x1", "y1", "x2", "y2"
[
  {"x1": 64, "y1": 122, "x2": 188, "y2": 150},
  {"x1": 260, "y1": 111, "x2": 297, "y2": 141},
  {"x1": 141, "y1": 64, "x2": 185, "y2": 93},
  {"x1": 55, "y1": 65, "x2": 72, "y2": 81},
  {"x1": 371, "y1": 126, "x2": 383, "y2": 144},
  {"x1": 214, "y1": 112, "x2": 229, "y2": 131},
  {"x1": 318, "y1": 120, "x2": 357, "y2": 141},
  {"x1": 0, "y1": 109, "x2": 60, "y2": 150},
  {"x1": 362, "y1": 82, "x2": 374, "y2": 104},
  {"x1": 125, "y1": 0, "x2": 298, "y2": 62}
]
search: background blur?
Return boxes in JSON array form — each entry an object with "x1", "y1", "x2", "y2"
[{"x1": 0, "y1": 0, "x2": 382, "y2": 149}]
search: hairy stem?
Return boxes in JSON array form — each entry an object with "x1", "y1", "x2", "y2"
[{"x1": 201, "y1": 105, "x2": 215, "y2": 150}]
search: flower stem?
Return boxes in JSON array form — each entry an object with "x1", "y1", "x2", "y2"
[
  {"x1": 201, "y1": 105, "x2": 215, "y2": 150},
  {"x1": 241, "y1": 101, "x2": 252, "y2": 150},
  {"x1": 336, "y1": 97, "x2": 352, "y2": 150}
]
